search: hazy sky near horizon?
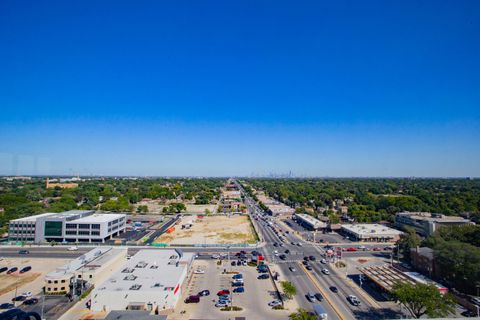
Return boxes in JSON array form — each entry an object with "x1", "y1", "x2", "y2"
[{"x1": 1, "y1": 1, "x2": 479, "y2": 177}]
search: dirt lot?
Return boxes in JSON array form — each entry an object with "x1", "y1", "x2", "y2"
[
  {"x1": 135, "y1": 202, "x2": 218, "y2": 214},
  {"x1": 0, "y1": 257, "x2": 70, "y2": 302},
  {"x1": 154, "y1": 215, "x2": 257, "y2": 245}
]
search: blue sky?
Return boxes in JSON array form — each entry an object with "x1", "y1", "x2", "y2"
[{"x1": 1, "y1": 1, "x2": 479, "y2": 177}]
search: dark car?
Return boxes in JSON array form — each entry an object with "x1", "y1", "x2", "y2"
[
  {"x1": 302, "y1": 260, "x2": 309, "y2": 266},
  {"x1": 185, "y1": 295, "x2": 200, "y2": 303},
  {"x1": 198, "y1": 290, "x2": 210, "y2": 296},
  {"x1": 20, "y1": 266, "x2": 32, "y2": 274},
  {"x1": 258, "y1": 274, "x2": 269, "y2": 280},
  {"x1": 231, "y1": 261, "x2": 237, "y2": 266},
  {"x1": 314, "y1": 293, "x2": 324, "y2": 301},
  {"x1": 303, "y1": 256, "x2": 309, "y2": 261},
  {"x1": 309, "y1": 256, "x2": 316, "y2": 261},
  {"x1": 284, "y1": 249, "x2": 290, "y2": 254},
  {"x1": 279, "y1": 254, "x2": 287, "y2": 260},
  {"x1": 18, "y1": 250, "x2": 29, "y2": 254},
  {"x1": 0, "y1": 267, "x2": 8, "y2": 273},
  {"x1": 330, "y1": 286, "x2": 338, "y2": 293},
  {"x1": 7, "y1": 267, "x2": 18, "y2": 274},
  {"x1": 232, "y1": 281, "x2": 244, "y2": 287},
  {"x1": 461, "y1": 310, "x2": 477, "y2": 317},
  {"x1": 306, "y1": 265, "x2": 313, "y2": 271},
  {"x1": 23, "y1": 298, "x2": 39, "y2": 305},
  {"x1": 233, "y1": 287, "x2": 245, "y2": 293},
  {"x1": 251, "y1": 250, "x2": 259, "y2": 256},
  {"x1": 0, "y1": 303, "x2": 14, "y2": 310},
  {"x1": 12, "y1": 295, "x2": 26, "y2": 302}
]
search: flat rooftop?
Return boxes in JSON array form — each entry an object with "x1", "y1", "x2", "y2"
[
  {"x1": 359, "y1": 265, "x2": 416, "y2": 292},
  {"x1": 73, "y1": 213, "x2": 125, "y2": 223},
  {"x1": 295, "y1": 213, "x2": 324, "y2": 225},
  {"x1": 46, "y1": 247, "x2": 117, "y2": 279},
  {"x1": 342, "y1": 224, "x2": 403, "y2": 236},
  {"x1": 11, "y1": 212, "x2": 58, "y2": 222},
  {"x1": 95, "y1": 249, "x2": 194, "y2": 294},
  {"x1": 397, "y1": 212, "x2": 472, "y2": 223},
  {"x1": 77, "y1": 247, "x2": 126, "y2": 273}
]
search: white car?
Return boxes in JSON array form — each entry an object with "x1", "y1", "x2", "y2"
[
  {"x1": 320, "y1": 259, "x2": 327, "y2": 264},
  {"x1": 215, "y1": 301, "x2": 228, "y2": 308},
  {"x1": 194, "y1": 269, "x2": 205, "y2": 274},
  {"x1": 268, "y1": 299, "x2": 282, "y2": 307},
  {"x1": 211, "y1": 254, "x2": 220, "y2": 259},
  {"x1": 21, "y1": 292, "x2": 32, "y2": 297},
  {"x1": 68, "y1": 246, "x2": 78, "y2": 251},
  {"x1": 322, "y1": 269, "x2": 330, "y2": 275}
]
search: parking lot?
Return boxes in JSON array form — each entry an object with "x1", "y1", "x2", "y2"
[{"x1": 171, "y1": 259, "x2": 290, "y2": 319}]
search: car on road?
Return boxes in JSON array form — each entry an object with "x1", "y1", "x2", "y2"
[
  {"x1": 320, "y1": 259, "x2": 327, "y2": 264},
  {"x1": 314, "y1": 293, "x2": 324, "y2": 301},
  {"x1": 23, "y1": 298, "x2": 39, "y2": 305},
  {"x1": 0, "y1": 303, "x2": 14, "y2": 310},
  {"x1": 217, "y1": 290, "x2": 230, "y2": 296},
  {"x1": 306, "y1": 265, "x2": 313, "y2": 271},
  {"x1": 185, "y1": 295, "x2": 200, "y2": 303},
  {"x1": 268, "y1": 299, "x2": 282, "y2": 307},
  {"x1": 347, "y1": 247, "x2": 358, "y2": 252},
  {"x1": 309, "y1": 255, "x2": 316, "y2": 261},
  {"x1": 279, "y1": 254, "x2": 287, "y2": 260},
  {"x1": 321, "y1": 269, "x2": 330, "y2": 275},
  {"x1": 461, "y1": 310, "x2": 477, "y2": 317},
  {"x1": 306, "y1": 292, "x2": 316, "y2": 302},
  {"x1": 211, "y1": 254, "x2": 220, "y2": 259},
  {"x1": 297, "y1": 243, "x2": 302, "y2": 246},
  {"x1": 330, "y1": 286, "x2": 338, "y2": 293},
  {"x1": 284, "y1": 249, "x2": 290, "y2": 254},
  {"x1": 68, "y1": 246, "x2": 78, "y2": 251},
  {"x1": 373, "y1": 247, "x2": 382, "y2": 251},
  {"x1": 347, "y1": 295, "x2": 361, "y2": 306},
  {"x1": 233, "y1": 287, "x2": 245, "y2": 293},
  {"x1": 289, "y1": 266, "x2": 296, "y2": 272},
  {"x1": 257, "y1": 274, "x2": 269, "y2": 280},
  {"x1": 302, "y1": 260, "x2": 309, "y2": 266},
  {"x1": 7, "y1": 267, "x2": 18, "y2": 274},
  {"x1": 12, "y1": 295, "x2": 26, "y2": 302},
  {"x1": 198, "y1": 290, "x2": 210, "y2": 296},
  {"x1": 18, "y1": 250, "x2": 29, "y2": 254},
  {"x1": 303, "y1": 256, "x2": 309, "y2": 261},
  {"x1": 19, "y1": 266, "x2": 32, "y2": 274}
]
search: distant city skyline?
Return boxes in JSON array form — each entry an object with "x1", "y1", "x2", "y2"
[{"x1": 1, "y1": 1, "x2": 479, "y2": 177}]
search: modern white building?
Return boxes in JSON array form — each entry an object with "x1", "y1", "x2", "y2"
[
  {"x1": 294, "y1": 213, "x2": 327, "y2": 230},
  {"x1": 341, "y1": 224, "x2": 402, "y2": 242},
  {"x1": 91, "y1": 249, "x2": 194, "y2": 314},
  {"x1": 395, "y1": 211, "x2": 474, "y2": 236},
  {"x1": 8, "y1": 210, "x2": 126, "y2": 243},
  {"x1": 44, "y1": 247, "x2": 127, "y2": 294}
]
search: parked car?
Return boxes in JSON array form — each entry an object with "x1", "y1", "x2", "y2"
[
  {"x1": 215, "y1": 301, "x2": 228, "y2": 308},
  {"x1": 198, "y1": 290, "x2": 210, "y2": 296},
  {"x1": 20, "y1": 266, "x2": 32, "y2": 274},
  {"x1": 232, "y1": 274, "x2": 243, "y2": 280},
  {"x1": 18, "y1": 250, "x2": 29, "y2": 255},
  {"x1": 0, "y1": 303, "x2": 14, "y2": 310},
  {"x1": 258, "y1": 274, "x2": 269, "y2": 280},
  {"x1": 194, "y1": 269, "x2": 205, "y2": 274},
  {"x1": 217, "y1": 290, "x2": 230, "y2": 296},
  {"x1": 185, "y1": 295, "x2": 200, "y2": 303},
  {"x1": 268, "y1": 299, "x2": 282, "y2": 307},
  {"x1": 284, "y1": 249, "x2": 290, "y2": 254},
  {"x1": 279, "y1": 254, "x2": 286, "y2": 260},
  {"x1": 233, "y1": 287, "x2": 245, "y2": 293},
  {"x1": 0, "y1": 267, "x2": 8, "y2": 273},
  {"x1": 373, "y1": 247, "x2": 382, "y2": 251},
  {"x1": 330, "y1": 286, "x2": 338, "y2": 293},
  {"x1": 307, "y1": 292, "x2": 316, "y2": 302},
  {"x1": 231, "y1": 261, "x2": 236, "y2": 266},
  {"x1": 21, "y1": 292, "x2": 32, "y2": 297},
  {"x1": 23, "y1": 298, "x2": 39, "y2": 305},
  {"x1": 232, "y1": 281, "x2": 244, "y2": 287},
  {"x1": 211, "y1": 254, "x2": 220, "y2": 259},
  {"x1": 7, "y1": 267, "x2": 18, "y2": 274}
]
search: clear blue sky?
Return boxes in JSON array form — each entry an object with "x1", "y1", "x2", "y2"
[{"x1": 1, "y1": 1, "x2": 479, "y2": 177}]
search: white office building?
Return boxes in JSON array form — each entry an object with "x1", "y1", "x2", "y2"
[
  {"x1": 341, "y1": 224, "x2": 403, "y2": 242},
  {"x1": 91, "y1": 249, "x2": 194, "y2": 313},
  {"x1": 8, "y1": 210, "x2": 126, "y2": 243}
]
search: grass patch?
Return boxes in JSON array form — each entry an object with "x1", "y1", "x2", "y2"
[
  {"x1": 272, "y1": 305, "x2": 285, "y2": 310},
  {"x1": 220, "y1": 306, "x2": 243, "y2": 311}
]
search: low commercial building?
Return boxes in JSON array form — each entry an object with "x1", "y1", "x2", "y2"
[
  {"x1": 294, "y1": 213, "x2": 327, "y2": 230},
  {"x1": 341, "y1": 224, "x2": 402, "y2": 242},
  {"x1": 91, "y1": 249, "x2": 194, "y2": 314},
  {"x1": 8, "y1": 210, "x2": 126, "y2": 243},
  {"x1": 44, "y1": 247, "x2": 126, "y2": 294},
  {"x1": 395, "y1": 212, "x2": 474, "y2": 236}
]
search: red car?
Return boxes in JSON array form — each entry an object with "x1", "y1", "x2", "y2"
[
  {"x1": 373, "y1": 247, "x2": 382, "y2": 251},
  {"x1": 347, "y1": 247, "x2": 358, "y2": 252},
  {"x1": 217, "y1": 290, "x2": 230, "y2": 296}
]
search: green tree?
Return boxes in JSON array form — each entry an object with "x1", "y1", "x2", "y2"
[
  {"x1": 397, "y1": 227, "x2": 421, "y2": 262},
  {"x1": 288, "y1": 309, "x2": 317, "y2": 320},
  {"x1": 280, "y1": 281, "x2": 297, "y2": 300},
  {"x1": 391, "y1": 282, "x2": 456, "y2": 319}
]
